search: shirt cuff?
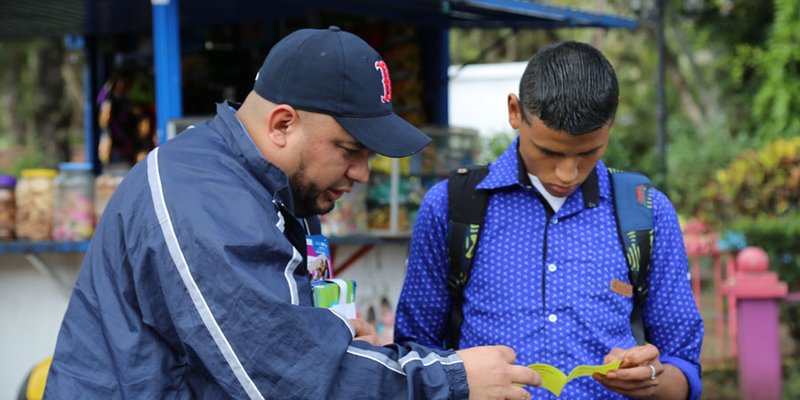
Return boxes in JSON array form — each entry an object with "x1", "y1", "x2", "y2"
[
  {"x1": 443, "y1": 350, "x2": 469, "y2": 399},
  {"x1": 661, "y1": 355, "x2": 702, "y2": 400}
]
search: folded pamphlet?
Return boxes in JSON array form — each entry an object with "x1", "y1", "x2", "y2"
[{"x1": 527, "y1": 360, "x2": 621, "y2": 397}]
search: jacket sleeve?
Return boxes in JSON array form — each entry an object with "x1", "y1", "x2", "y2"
[
  {"x1": 646, "y1": 189, "x2": 704, "y2": 400},
  {"x1": 135, "y1": 149, "x2": 468, "y2": 399},
  {"x1": 395, "y1": 181, "x2": 452, "y2": 349}
]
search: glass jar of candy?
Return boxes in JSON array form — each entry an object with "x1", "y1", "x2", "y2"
[
  {"x1": 94, "y1": 164, "x2": 128, "y2": 223},
  {"x1": 16, "y1": 168, "x2": 57, "y2": 241},
  {"x1": 52, "y1": 163, "x2": 95, "y2": 241},
  {"x1": 0, "y1": 175, "x2": 16, "y2": 240}
]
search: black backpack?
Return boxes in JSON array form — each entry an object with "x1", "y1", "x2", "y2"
[{"x1": 445, "y1": 166, "x2": 654, "y2": 349}]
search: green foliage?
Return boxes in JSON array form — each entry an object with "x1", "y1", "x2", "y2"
[
  {"x1": 706, "y1": 138, "x2": 800, "y2": 350},
  {"x1": 785, "y1": 355, "x2": 800, "y2": 399},
  {"x1": 730, "y1": 212, "x2": 800, "y2": 287},
  {"x1": 700, "y1": 355, "x2": 800, "y2": 400},
  {"x1": 477, "y1": 130, "x2": 515, "y2": 164},
  {"x1": 5, "y1": 41, "x2": 38, "y2": 143},
  {"x1": 688, "y1": 0, "x2": 774, "y2": 47},
  {"x1": 731, "y1": 0, "x2": 800, "y2": 140},
  {"x1": 0, "y1": 38, "x2": 83, "y2": 165},
  {"x1": 700, "y1": 136, "x2": 800, "y2": 226},
  {"x1": 700, "y1": 365, "x2": 740, "y2": 400},
  {"x1": 666, "y1": 118, "x2": 754, "y2": 217},
  {"x1": 449, "y1": 28, "x2": 558, "y2": 65},
  {"x1": 685, "y1": 2, "x2": 774, "y2": 137},
  {"x1": 7, "y1": 146, "x2": 55, "y2": 175}
]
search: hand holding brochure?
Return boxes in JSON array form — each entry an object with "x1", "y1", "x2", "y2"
[
  {"x1": 527, "y1": 360, "x2": 621, "y2": 397},
  {"x1": 311, "y1": 279, "x2": 357, "y2": 319}
]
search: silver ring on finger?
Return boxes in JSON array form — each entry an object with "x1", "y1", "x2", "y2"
[{"x1": 648, "y1": 364, "x2": 657, "y2": 380}]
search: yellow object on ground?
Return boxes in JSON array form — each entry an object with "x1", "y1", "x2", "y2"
[{"x1": 23, "y1": 355, "x2": 53, "y2": 400}]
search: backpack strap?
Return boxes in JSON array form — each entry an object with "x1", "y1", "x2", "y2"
[
  {"x1": 445, "y1": 165, "x2": 490, "y2": 350},
  {"x1": 304, "y1": 216, "x2": 322, "y2": 235},
  {"x1": 608, "y1": 169, "x2": 654, "y2": 346}
]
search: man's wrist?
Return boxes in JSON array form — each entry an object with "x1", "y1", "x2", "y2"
[{"x1": 659, "y1": 355, "x2": 701, "y2": 400}]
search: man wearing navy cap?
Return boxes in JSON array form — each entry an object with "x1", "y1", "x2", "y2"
[{"x1": 45, "y1": 27, "x2": 540, "y2": 399}]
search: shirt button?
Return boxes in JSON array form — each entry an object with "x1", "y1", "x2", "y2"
[
  {"x1": 552, "y1": 218, "x2": 559, "y2": 224},
  {"x1": 548, "y1": 263, "x2": 557, "y2": 272},
  {"x1": 548, "y1": 314, "x2": 558, "y2": 323}
]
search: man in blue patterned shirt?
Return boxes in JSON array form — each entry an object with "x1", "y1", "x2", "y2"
[{"x1": 395, "y1": 41, "x2": 703, "y2": 399}]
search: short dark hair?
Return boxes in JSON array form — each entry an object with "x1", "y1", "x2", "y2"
[{"x1": 518, "y1": 41, "x2": 618, "y2": 135}]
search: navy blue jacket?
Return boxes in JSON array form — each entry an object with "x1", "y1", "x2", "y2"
[{"x1": 45, "y1": 103, "x2": 468, "y2": 399}]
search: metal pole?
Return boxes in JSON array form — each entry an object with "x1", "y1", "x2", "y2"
[
  {"x1": 152, "y1": 0, "x2": 183, "y2": 145},
  {"x1": 656, "y1": 0, "x2": 667, "y2": 186},
  {"x1": 80, "y1": 35, "x2": 99, "y2": 173}
]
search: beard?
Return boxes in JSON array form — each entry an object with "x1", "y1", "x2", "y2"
[{"x1": 289, "y1": 157, "x2": 335, "y2": 218}]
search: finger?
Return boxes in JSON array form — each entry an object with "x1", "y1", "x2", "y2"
[
  {"x1": 598, "y1": 380, "x2": 659, "y2": 399},
  {"x1": 348, "y1": 318, "x2": 371, "y2": 327},
  {"x1": 601, "y1": 380, "x2": 659, "y2": 398},
  {"x1": 614, "y1": 364, "x2": 663, "y2": 381},
  {"x1": 622, "y1": 343, "x2": 659, "y2": 366},
  {"x1": 354, "y1": 335, "x2": 380, "y2": 346},
  {"x1": 594, "y1": 371, "x2": 659, "y2": 394},
  {"x1": 348, "y1": 319, "x2": 377, "y2": 337},
  {"x1": 603, "y1": 347, "x2": 625, "y2": 364},
  {"x1": 509, "y1": 365, "x2": 541, "y2": 387},
  {"x1": 496, "y1": 345, "x2": 517, "y2": 364},
  {"x1": 501, "y1": 385, "x2": 532, "y2": 400}
]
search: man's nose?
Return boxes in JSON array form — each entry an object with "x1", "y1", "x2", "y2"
[
  {"x1": 555, "y1": 158, "x2": 579, "y2": 184},
  {"x1": 347, "y1": 155, "x2": 370, "y2": 184}
]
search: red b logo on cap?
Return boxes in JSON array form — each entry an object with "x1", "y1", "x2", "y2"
[{"x1": 375, "y1": 60, "x2": 392, "y2": 103}]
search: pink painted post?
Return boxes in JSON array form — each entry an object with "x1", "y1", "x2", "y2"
[
  {"x1": 683, "y1": 220, "x2": 708, "y2": 309},
  {"x1": 725, "y1": 255, "x2": 738, "y2": 358},
  {"x1": 691, "y1": 258, "x2": 702, "y2": 309},
  {"x1": 712, "y1": 253, "x2": 723, "y2": 358},
  {"x1": 683, "y1": 219, "x2": 725, "y2": 359},
  {"x1": 723, "y1": 247, "x2": 788, "y2": 400}
]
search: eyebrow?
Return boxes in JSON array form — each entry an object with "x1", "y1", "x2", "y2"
[
  {"x1": 338, "y1": 139, "x2": 369, "y2": 153},
  {"x1": 335, "y1": 137, "x2": 364, "y2": 147},
  {"x1": 535, "y1": 143, "x2": 603, "y2": 157}
]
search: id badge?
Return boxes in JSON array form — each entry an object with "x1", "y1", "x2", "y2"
[{"x1": 306, "y1": 234, "x2": 332, "y2": 282}]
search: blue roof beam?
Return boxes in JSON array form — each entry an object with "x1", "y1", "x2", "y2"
[{"x1": 449, "y1": 0, "x2": 638, "y2": 29}]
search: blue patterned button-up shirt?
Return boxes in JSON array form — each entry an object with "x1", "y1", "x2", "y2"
[{"x1": 395, "y1": 137, "x2": 703, "y2": 399}]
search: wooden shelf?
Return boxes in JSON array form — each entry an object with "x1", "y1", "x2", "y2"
[{"x1": 0, "y1": 240, "x2": 90, "y2": 253}]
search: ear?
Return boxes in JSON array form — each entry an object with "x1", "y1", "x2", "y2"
[
  {"x1": 266, "y1": 105, "x2": 297, "y2": 147},
  {"x1": 508, "y1": 94, "x2": 522, "y2": 130}
]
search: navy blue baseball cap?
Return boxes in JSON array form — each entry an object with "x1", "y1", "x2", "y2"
[{"x1": 253, "y1": 26, "x2": 431, "y2": 158}]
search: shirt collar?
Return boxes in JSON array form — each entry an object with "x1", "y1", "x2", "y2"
[{"x1": 476, "y1": 136, "x2": 610, "y2": 209}]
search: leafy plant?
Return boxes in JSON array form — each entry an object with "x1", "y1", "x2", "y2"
[
  {"x1": 714, "y1": 146, "x2": 800, "y2": 355},
  {"x1": 700, "y1": 364, "x2": 740, "y2": 400},
  {"x1": 477, "y1": 130, "x2": 515, "y2": 164},
  {"x1": 700, "y1": 136, "x2": 800, "y2": 226},
  {"x1": 8, "y1": 146, "x2": 54, "y2": 175},
  {"x1": 666, "y1": 117, "x2": 755, "y2": 217},
  {"x1": 730, "y1": 212, "x2": 800, "y2": 289},
  {"x1": 731, "y1": 0, "x2": 800, "y2": 141},
  {"x1": 785, "y1": 357, "x2": 800, "y2": 400}
]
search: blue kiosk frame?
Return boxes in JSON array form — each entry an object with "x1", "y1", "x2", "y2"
[{"x1": 0, "y1": 0, "x2": 636, "y2": 254}]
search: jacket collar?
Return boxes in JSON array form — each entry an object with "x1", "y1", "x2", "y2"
[{"x1": 211, "y1": 101, "x2": 295, "y2": 211}]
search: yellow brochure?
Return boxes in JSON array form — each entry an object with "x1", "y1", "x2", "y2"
[{"x1": 527, "y1": 360, "x2": 621, "y2": 397}]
